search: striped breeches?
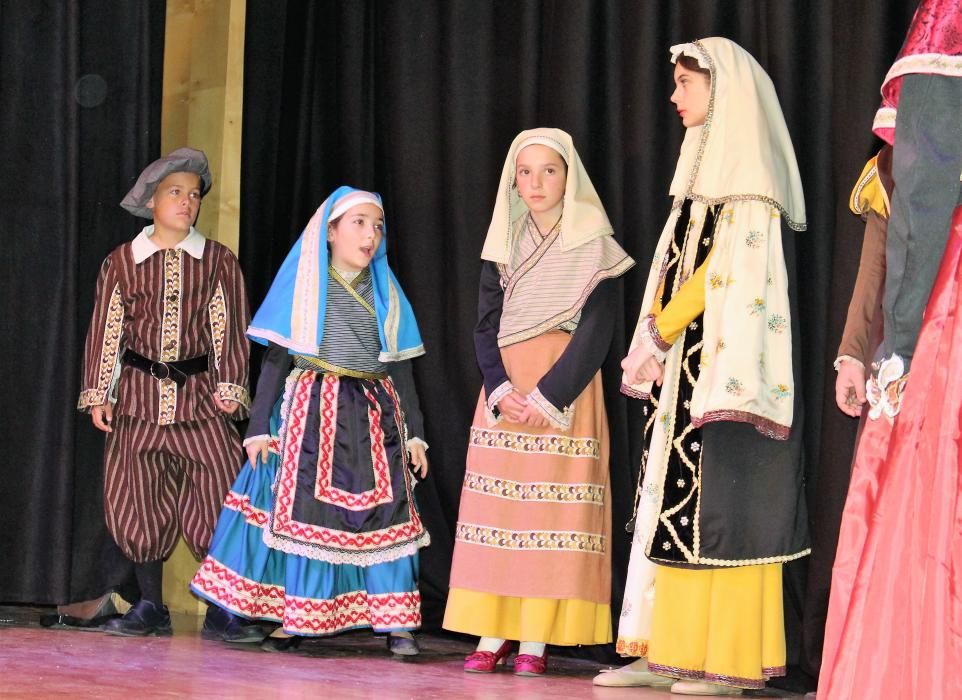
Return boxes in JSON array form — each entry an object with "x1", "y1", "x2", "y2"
[{"x1": 103, "y1": 414, "x2": 243, "y2": 562}]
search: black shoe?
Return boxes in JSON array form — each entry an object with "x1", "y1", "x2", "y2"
[
  {"x1": 39, "y1": 612, "x2": 122, "y2": 631},
  {"x1": 103, "y1": 600, "x2": 172, "y2": 637},
  {"x1": 201, "y1": 606, "x2": 265, "y2": 643},
  {"x1": 259, "y1": 634, "x2": 302, "y2": 652},
  {"x1": 387, "y1": 632, "x2": 420, "y2": 657}
]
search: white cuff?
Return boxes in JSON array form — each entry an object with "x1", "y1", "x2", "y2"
[
  {"x1": 406, "y1": 437, "x2": 429, "y2": 452},
  {"x1": 833, "y1": 355, "x2": 865, "y2": 372},
  {"x1": 243, "y1": 434, "x2": 271, "y2": 447},
  {"x1": 639, "y1": 314, "x2": 669, "y2": 363},
  {"x1": 527, "y1": 387, "x2": 573, "y2": 430},
  {"x1": 486, "y1": 381, "x2": 515, "y2": 412}
]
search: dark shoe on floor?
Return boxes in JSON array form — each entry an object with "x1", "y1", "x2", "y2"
[
  {"x1": 39, "y1": 612, "x2": 123, "y2": 631},
  {"x1": 387, "y1": 632, "x2": 420, "y2": 657},
  {"x1": 259, "y1": 634, "x2": 302, "y2": 652},
  {"x1": 201, "y1": 606, "x2": 265, "y2": 643},
  {"x1": 103, "y1": 600, "x2": 172, "y2": 637}
]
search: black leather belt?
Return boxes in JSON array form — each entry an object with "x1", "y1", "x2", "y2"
[{"x1": 122, "y1": 349, "x2": 209, "y2": 387}]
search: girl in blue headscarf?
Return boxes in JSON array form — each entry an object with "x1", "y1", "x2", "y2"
[{"x1": 191, "y1": 187, "x2": 430, "y2": 656}]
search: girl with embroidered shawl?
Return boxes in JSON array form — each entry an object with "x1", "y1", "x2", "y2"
[
  {"x1": 443, "y1": 128, "x2": 634, "y2": 676},
  {"x1": 190, "y1": 187, "x2": 430, "y2": 655},
  {"x1": 597, "y1": 39, "x2": 809, "y2": 695}
]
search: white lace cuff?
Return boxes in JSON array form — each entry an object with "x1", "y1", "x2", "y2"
[
  {"x1": 406, "y1": 437, "x2": 429, "y2": 452},
  {"x1": 527, "y1": 387, "x2": 573, "y2": 430},
  {"x1": 242, "y1": 434, "x2": 271, "y2": 447},
  {"x1": 638, "y1": 314, "x2": 670, "y2": 363},
  {"x1": 486, "y1": 381, "x2": 515, "y2": 412},
  {"x1": 833, "y1": 355, "x2": 865, "y2": 372}
]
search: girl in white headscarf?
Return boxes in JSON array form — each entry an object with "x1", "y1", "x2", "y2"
[
  {"x1": 595, "y1": 39, "x2": 809, "y2": 695},
  {"x1": 443, "y1": 128, "x2": 633, "y2": 676}
]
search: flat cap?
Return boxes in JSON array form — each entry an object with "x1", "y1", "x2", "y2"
[{"x1": 120, "y1": 147, "x2": 213, "y2": 219}]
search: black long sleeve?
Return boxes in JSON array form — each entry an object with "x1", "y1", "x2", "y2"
[
  {"x1": 387, "y1": 359, "x2": 425, "y2": 441},
  {"x1": 244, "y1": 342, "x2": 291, "y2": 441},
  {"x1": 474, "y1": 261, "x2": 511, "y2": 398},
  {"x1": 536, "y1": 278, "x2": 616, "y2": 411}
]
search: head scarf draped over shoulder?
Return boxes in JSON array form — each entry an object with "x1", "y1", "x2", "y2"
[
  {"x1": 248, "y1": 186, "x2": 424, "y2": 362},
  {"x1": 480, "y1": 128, "x2": 634, "y2": 347},
  {"x1": 625, "y1": 38, "x2": 806, "y2": 439}
]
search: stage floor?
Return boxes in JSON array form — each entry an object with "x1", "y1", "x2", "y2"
[{"x1": 0, "y1": 607, "x2": 804, "y2": 699}]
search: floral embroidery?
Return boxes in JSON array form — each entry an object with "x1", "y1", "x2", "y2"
[
  {"x1": 767, "y1": 314, "x2": 787, "y2": 333},
  {"x1": 680, "y1": 516, "x2": 690, "y2": 526},
  {"x1": 691, "y1": 441, "x2": 700, "y2": 452},
  {"x1": 747, "y1": 297, "x2": 765, "y2": 316},
  {"x1": 676, "y1": 479, "x2": 686, "y2": 488},
  {"x1": 708, "y1": 273, "x2": 725, "y2": 289},
  {"x1": 455, "y1": 523, "x2": 606, "y2": 554},
  {"x1": 867, "y1": 354, "x2": 908, "y2": 419},
  {"x1": 662, "y1": 541, "x2": 671, "y2": 550},
  {"x1": 463, "y1": 471, "x2": 605, "y2": 504},
  {"x1": 469, "y1": 427, "x2": 599, "y2": 458},
  {"x1": 716, "y1": 338, "x2": 726, "y2": 351},
  {"x1": 725, "y1": 377, "x2": 744, "y2": 395},
  {"x1": 745, "y1": 230, "x2": 762, "y2": 248},
  {"x1": 688, "y1": 320, "x2": 699, "y2": 331},
  {"x1": 660, "y1": 412, "x2": 673, "y2": 430},
  {"x1": 771, "y1": 384, "x2": 791, "y2": 400},
  {"x1": 721, "y1": 208, "x2": 734, "y2": 225},
  {"x1": 616, "y1": 639, "x2": 649, "y2": 657}
]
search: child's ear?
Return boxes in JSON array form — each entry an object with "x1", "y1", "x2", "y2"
[{"x1": 146, "y1": 196, "x2": 156, "y2": 210}]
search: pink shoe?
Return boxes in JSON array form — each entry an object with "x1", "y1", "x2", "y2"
[
  {"x1": 513, "y1": 648, "x2": 549, "y2": 676},
  {"x1": 463, "y1": 640, "x2": 512, "y2": 673}
]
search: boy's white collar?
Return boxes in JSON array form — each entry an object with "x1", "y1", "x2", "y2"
[{"x1": 131, "y1": 225, "x2": 206, "y2": 263}]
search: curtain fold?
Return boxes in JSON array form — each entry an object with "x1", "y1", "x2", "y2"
[{"x1": 0, "y1": 0, "x2": 166, "y2": 604}]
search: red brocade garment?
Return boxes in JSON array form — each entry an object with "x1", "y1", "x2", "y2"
[
  {"x1": 818, "y1": 208, "x2": 962, "y2": 699},
  {"x1": 874, "y1": 0, "x2": 962, "y2": 145}
]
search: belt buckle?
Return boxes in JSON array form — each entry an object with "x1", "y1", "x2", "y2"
[{"x1": 150, "y1": 361, "x2": 171, "y2": 381}]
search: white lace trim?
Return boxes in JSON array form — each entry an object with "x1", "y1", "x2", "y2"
[
  {"x1": 527, "y1": 386, "x2": 573, "y2": 430},
  {"x1": 833, "y1": 355, "x2": 865, "y2": 372},
  {"x1": 262, "y1": 523, "x2": 431, "y2": 567}
]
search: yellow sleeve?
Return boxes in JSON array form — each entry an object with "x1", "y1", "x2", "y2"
[
  {"x1": 849, "y1": 154, "x2": 889, "y2": 219},
  {"x1": 653, "y1": 246, "x2": 715, "y2": 345}
]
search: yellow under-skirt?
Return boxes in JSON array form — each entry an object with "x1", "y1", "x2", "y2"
[
  {"x1": 443, "y1": 587, "x2": 611, "y2": 646},
  {"x1": 647, "y1": 563, "x2": 785, "y2": 690}
]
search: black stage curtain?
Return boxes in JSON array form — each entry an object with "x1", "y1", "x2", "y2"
[
  {"x1": 240, "y1": 0, "x2": 919, "y2": 683},
  {"x1": 0, "y1": 1, "x2": 165, "y2": 603}
]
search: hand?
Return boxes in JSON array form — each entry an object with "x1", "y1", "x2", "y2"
[
  {"x1": 245, "y1": 439, "x2": 270, "y2": 470},
  {"x1": 621, "y1": 347, "x2": 664, "y2": 386},
  {"x1": 496, "y1": 391, "x2": 528, "y2": 423},
  {"x1": 91, "y1": 403, "x2": 114, "y2": 433},
  {"x1": 517, "y1": 402, "x2": 551, "y2": 428},
  {"x1": 408, "y1": 442, "x2": 429, "y2": 479},
  {"x1": 835, "y1": 360, "x2": 867, "y2": 417},
  {"x1": 214, "y1": 395, "x2": 240, "y2": 414}
]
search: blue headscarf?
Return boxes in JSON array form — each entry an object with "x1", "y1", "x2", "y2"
[{"x1": 248, "y1": 186, "x2": 425, "y2": 362}]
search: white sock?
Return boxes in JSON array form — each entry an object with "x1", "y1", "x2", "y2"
[
  {"x1": 518, "y1": 641, "x2": 546, "y2": 656},
  {"x1": 390, "y1": 630, "x2": 413, "y2": 638},
  {"x1": 621, "y1": 658, "x2": 650, "y2": 672},
  {"x1": 477, "y1": 636, "x2": 507, "y2": 652}
]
